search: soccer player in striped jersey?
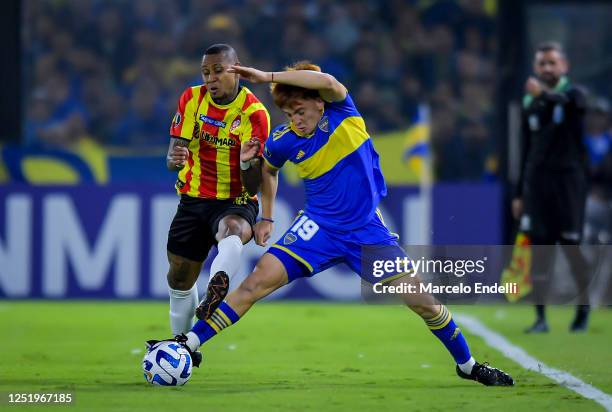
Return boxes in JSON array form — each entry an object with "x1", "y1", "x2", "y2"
[
  {"x1": 152, "y1": 61, "x2": 514, "y2": 386},
  {"x1": 164, "y1": 44, "x2": 270, "y2": 362}
]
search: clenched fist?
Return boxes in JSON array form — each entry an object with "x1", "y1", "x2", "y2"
[
  {"x1": 168, "y1": 145, "x2": 189, "y2": 170},
  {"x1": 254, "y1": 220, "x2": 273, "y2": 246},
  {"x1": 525, "y1": 77, "x2": 542, "y2": 97}
]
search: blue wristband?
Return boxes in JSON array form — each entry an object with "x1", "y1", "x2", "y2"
[{"x1": 260, "y1": 217, "x2": 274, "y2": 223}]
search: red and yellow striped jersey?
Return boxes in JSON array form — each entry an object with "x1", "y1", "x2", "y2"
[{"x1": 169, "y1": 85, "x2": 270, "y2": 200}]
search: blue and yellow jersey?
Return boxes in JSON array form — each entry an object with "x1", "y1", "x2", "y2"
[{"x1": 263, "y1": 93, "x2": 387, "y2": 230}]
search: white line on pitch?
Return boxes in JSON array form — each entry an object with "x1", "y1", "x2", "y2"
[{"x1": 455, "y1": 314, "x2": 612, "y2": 412}]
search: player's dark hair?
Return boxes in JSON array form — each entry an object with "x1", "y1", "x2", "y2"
[
  {"x1": 536, "y1": 41, "x2": 565, "y2": 57},
  {"x1": 270, "y1": 61, "x2": 322, "y2": 108},
  {"x1": 204, "y1": 44, "x2": 238, "y2": 62}
]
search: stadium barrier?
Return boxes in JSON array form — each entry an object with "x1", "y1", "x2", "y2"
[{"x1": 0, "y1": 182, "x2": 502, "y2": 299}]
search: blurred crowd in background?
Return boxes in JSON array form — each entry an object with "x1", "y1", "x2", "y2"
[
  {"x1": 20, "y1": 0, "x2": 612, "y2": 188},
  {"x1": 23, "y1": 0, "x2": 499, "y2": 181}
]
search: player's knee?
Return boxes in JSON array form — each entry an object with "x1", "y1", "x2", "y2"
[
  {"x1": 217, "y1": 217, "x2": 249, "y2": 241},
  {"x1": 167, "y1": 271, "x2": 195, "y2": 290},
  {"x1": 167, "y1": 257, "x2": 198, "y2": 290},
  {"x1": 225, "y1": 218, "x2": 242, "y2": 236},
  {"x1": 408, "y1": 303, "x2": 439, "y2": 320},
  {"x1": 226, "y1": 220, "x2": 243, "y2": 236}
]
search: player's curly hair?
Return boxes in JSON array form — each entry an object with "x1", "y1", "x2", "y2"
[{"x1": 270, "y1": 61, "x2": 322, "y2": 108}]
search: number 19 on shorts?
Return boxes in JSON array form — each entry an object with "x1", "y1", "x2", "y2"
[{"x1": 290, "y1": 215, "x2": 319, "y2": 241}]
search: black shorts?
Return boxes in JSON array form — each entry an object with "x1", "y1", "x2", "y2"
[
  {"x1": 522, "y1": 170, "x2": 587, "y2": 244},
  {"x1": 167, "y1": 195, "x2": 259, "y2": 262}
]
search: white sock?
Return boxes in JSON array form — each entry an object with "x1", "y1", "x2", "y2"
[
  {"x1": 209, "y1": 235, "x2": 243, "y2": 284},
  {"x1": 169, "y1": 283, "x2": 199, "y2": 335},
  {"x1": 185, "y1": 331, "x2": 201, "y2": 352},
  {"x1": 458, "y1": 357, "x2": 476, "y2": 374}
]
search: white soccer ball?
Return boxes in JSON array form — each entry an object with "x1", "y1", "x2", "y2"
[{"x1": 142, "y1": 341, "x2": 192, "y2": 386}]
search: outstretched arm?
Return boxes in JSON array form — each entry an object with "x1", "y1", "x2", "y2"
[{"x1": 228, "y1": 65, "x2": 347, "y2": 102}]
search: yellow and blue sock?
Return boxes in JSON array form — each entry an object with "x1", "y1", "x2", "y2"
[
  {"x1": 425, "y1": 305, "x2": 474, "y2": 371},
  {"x1": 185, "y1": 301, "x2": 240, "y2": 351}
]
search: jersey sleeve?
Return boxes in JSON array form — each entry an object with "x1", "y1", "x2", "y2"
[
  {"x1": 263, "y1": 128, "x2": 290, "y2": 169},
  {"x1": 243, "y1": 108, "x2": 271, "y2": 156},
  {"x1": 326, "y1": 92, "x2": 360, "y2": 117},
  {"x1": 169, "y1": 87, "x2": 197, "y2": 140}
]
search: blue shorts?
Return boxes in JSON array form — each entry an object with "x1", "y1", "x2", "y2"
[{"x1": 267, "y1": 210, "x2": 412, "y2": 284}]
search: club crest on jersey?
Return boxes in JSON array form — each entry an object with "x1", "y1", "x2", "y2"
[
  {"x1": 318, "y1": 116, "x2": 329, "y2": 132},
  {"x1": 295, "y1": 150, "x2": 305, "y2": 160},
  {"x1": 199, "y1": 114, "x2": 226, "y2": 128},
  {"x1": 283, "y1": 232, "x2": 297, "y2": 245},
  {"x1": 172, "y1": 112, "x2": 182, "y2": 128},
  {"x1": 229, "y1": 118, "x2": 241, "y2": 133}
]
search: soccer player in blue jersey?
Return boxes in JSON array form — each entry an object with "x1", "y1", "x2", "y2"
[{"x1": 148, "y1": 62, "x2": 514, "y2": 386}]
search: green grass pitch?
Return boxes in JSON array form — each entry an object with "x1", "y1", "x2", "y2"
[{"x1": 1, "y1": 302, "x2": 611, "y2": 411}]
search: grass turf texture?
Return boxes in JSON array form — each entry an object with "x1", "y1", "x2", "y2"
[{"x1": 1, "y1": 302, "x2": 610, "y2": 411}]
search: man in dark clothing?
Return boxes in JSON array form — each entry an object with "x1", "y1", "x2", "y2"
[{"x1": 512, "y1": 42, "x2": 591, "y2": 333}]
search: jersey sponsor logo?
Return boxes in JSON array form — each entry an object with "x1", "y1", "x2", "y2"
[
  {"x1": 318, "y1": 116, "x2": 329, "y2": 132},
  {"x1": 199, "y1": 114, "x2": 227, "y2": 128},
  {"x1": 295, "y1": 150, "x2": 305, "y2": 160},
  {"x1": 172, "y1": 112, "x2": 182, "y2": 128},
  {"x1": 200, "y1": 131, "x2": 238, "y2": 147},
  {"x1": 283, "y1": 232, "x2": 297, "y2": 245},
  {"x1": 229, "y1": 118, "x2": 241, "y2": 133}
]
